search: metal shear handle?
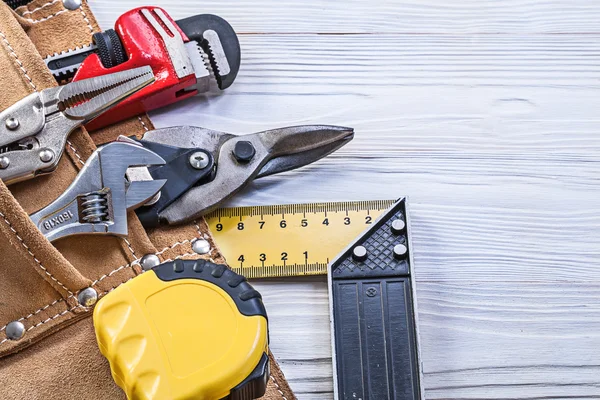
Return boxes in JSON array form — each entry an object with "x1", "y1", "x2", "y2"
[{"x1": 140, "y1": 125, "x2": 354, "y2": 225}]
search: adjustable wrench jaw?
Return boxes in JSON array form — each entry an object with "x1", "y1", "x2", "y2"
[{"x1": 29, "y1": 142, "x2": 166, "y2": 242}]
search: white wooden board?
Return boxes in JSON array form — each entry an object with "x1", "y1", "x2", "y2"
[{"x1": 90, "y1": 1, "x2": 600, "y2": 398}]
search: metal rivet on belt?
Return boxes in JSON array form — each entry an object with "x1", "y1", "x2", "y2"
[
  {"x1": 192, "y1": 238, "x2": 211, "y2": 255},
  {"x1": 5, "y1": 117, "x2": 19, "y2": 130},
  {"x1": 140, "y1": 254, "x2": 161, "y2": 271},
  {"x1": 78, "y1": 287, "x2": 98, "y2": 307},
  {"x1": 62, "y1": 0, "x2": 82, "y2": 10},
  {"x1": 5, "y1": 321, "x2": 25, "y2": 341}
]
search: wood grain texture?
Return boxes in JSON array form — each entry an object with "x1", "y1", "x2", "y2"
[
  {"x1": 91, "y1": 0, "x2": 600, "y2": 34},
  {"x1": 88, "y1": 1, "x2": 600, "y2": 398},
  {"x1": 253, "y1": 279, "x2": 600, "y2": 399}
]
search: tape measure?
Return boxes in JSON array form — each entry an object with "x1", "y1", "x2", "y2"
[
  {"x1": 205, "y1": 200, "x2": 395, "y2": 278},
  {"x1": 93, "y1": 259, "x2": 269, "y2": 400}
]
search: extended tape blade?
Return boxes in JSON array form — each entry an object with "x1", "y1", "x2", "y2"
[{"x1": 205, "y1": 200, "x2": 396, "y2": 278}]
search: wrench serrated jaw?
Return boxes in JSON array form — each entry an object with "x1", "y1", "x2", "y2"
[
  {"x1": 44, "y1": 43, "x2": 97, "y2": 80},
  {"x1": 203, "y1": 30, "x2": 231, "y2": 77},
  {"x1": 184, "y1": 41, "x2": 214, "y2": 94}
]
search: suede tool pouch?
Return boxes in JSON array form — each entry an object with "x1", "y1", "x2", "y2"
[{"x1": 0, "y1": 1, "x2": 295, "y2": 399}]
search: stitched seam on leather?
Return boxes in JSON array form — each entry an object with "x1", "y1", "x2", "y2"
[
  {"x1": 79, "y1": 8, "x2": 94, "y2": 33},
  {"x1": 25, "y1": 305, "x2": 79, "y2": 332},
  {"x1": 0, "y1": 211, "x2": 74, "y2": 296},
  {"x1": 122, "y1": 238, "x2": 138, "y2": 259},
  {"x1": 138, "y1": 116, "x2": 150, "y2": 131},
  {"x1": 0, "y1": 223, "x2": 213, "y2": 342},
  {"x1": 23, "y1": 9, "x2": 68, "y2": 23},
  {"x1": 21, "y1": 0, "x2": 60, "y2": 16},
  {"x1": 65, "y1": 140, "x2": 85, "y2": 165},
  {"x1": 92, "y1": 238, "x2": 202, "y2": 286},
  {"x1": 156, "y1": 239, "x2": 192, "y2": 255},
  {"x1": 0, "y1": 31, "x2": 37, "y2": 90},
  {"x1": 0, "y1": 297, "x2": 66, "y2": 332},
  {"x1": 0, "y1": 303, "x2": 80, "y2": 345},
  {"x1": 193, "y1": 220, "x2": 203, "y2": 237},
  {"x1": 270, "y1": 376, "x2": 288, "y2": 400}
]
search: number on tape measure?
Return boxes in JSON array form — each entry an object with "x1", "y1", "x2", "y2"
[{"x1": 205, "y1": 200, "x2": 396, "y2": 278}]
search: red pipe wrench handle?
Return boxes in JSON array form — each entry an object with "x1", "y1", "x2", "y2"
[{"x1": 74, "y1": 7, "x2": 197, "y2": 131}]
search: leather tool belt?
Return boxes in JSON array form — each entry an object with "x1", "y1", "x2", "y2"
[{"x1": 0, "y1": 1, "x2": 294, "y2": 398}]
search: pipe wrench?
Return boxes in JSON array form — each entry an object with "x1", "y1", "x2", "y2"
[{"x1": 44, "y1": 7, "x2": 240, "y2": 131}]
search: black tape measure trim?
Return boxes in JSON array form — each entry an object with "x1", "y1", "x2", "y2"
[
  {"x1": 152, "y1": 259, "x2": 267, "y2": 319},
  {"x1": 223, "y1": 352, "x2": 270, "y2": 400}
]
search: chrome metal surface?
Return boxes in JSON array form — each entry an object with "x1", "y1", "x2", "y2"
[
  {"x1": 38, "y1": 149, "x2": 54, "y2": 163},
  {"x1": 58, "y1": 66, "x2": 154, "y2": 120},
  {"x1": 77, "y1": 287, "x2": 98, "y2": 307},
  {"x1": 203, "y1": 30, "x2": 231, "y2": 76},
  {"x1": 192, "y1": 238, "x2": 211, "y2": 255},
  {"x1": 5, "y1": 321, "x2": 25, "y2": 341},
  {"x1": 62, "y1": 0, "x2": 81, "y2": 10},
  {"x1": 141, "y1": 8, "x2": 193, "y2": 80},
  {"x1": 188, "y1": 151, "x2": 210, "y2": 170},
  {"x1": 126, "y1": 165, "x2": 161, "y2": 206},
  {"x1": 184, "y1": 41, "x2": 212, "y2": 93},
  {"x1": 28, "y1": 142, "x2": 165, "y2": 242},
  {"x1": 0, "y1": 67, "x2": 155, "y2": 185},
  {"x1": 0, "y1": 156, "x2": 9, "y2": 169},
  {"x1": 5, "y1": 117, "x2": 19, "y2": 130},
  {"x1": 140, "y1": 254, "x2": 161, "y2": 271}
]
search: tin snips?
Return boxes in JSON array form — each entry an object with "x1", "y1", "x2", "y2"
[{"x1": 127, "y1": 124, "x2": 355, "y2": 227}]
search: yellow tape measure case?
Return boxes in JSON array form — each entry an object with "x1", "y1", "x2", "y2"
[{"x1": 93, "y1": 259, "x2": 269, "y2": 400}]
